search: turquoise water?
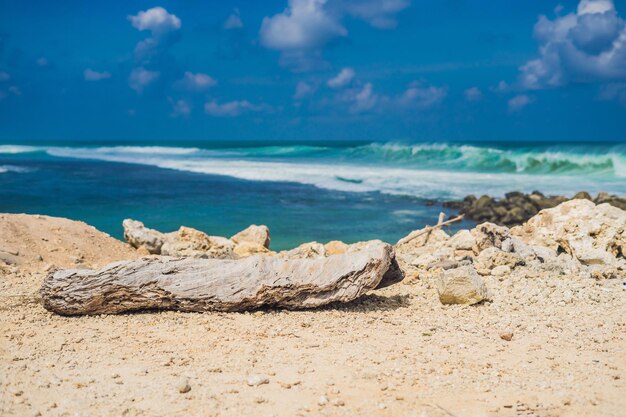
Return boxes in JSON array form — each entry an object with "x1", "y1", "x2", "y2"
[{"x1": 1, "y1": 141, "x2": 624, "y2": 249}]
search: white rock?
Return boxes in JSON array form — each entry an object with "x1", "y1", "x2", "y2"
[
  {"x1": 448, "y1": 229, "x2": 476, "y2": 251},
  {"x1": 122, "y1": 219, "x2": 166, "y2": 254},
  {"x1": 246, "y1": 374, "x2": 270, "y2": 387},
  {"x1": 437, "y1": 265, "x2": 490, "y2": 305},
  {"x1": 231, "y1": 225, "x2": 271, "y2": 248}
]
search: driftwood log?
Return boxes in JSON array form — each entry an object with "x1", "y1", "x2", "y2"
[{"x1": 40, "y1": 241, "x2": 400, "y2": 315}]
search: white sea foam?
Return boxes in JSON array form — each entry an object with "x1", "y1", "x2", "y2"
[
  {"x1": 92, "y1": 146, "x2": 200, "y2": 155},
  {"x1": 0, "y1": 165, "x2": 31, "y2": 174},
  {"x1": 40, "y1": 149, "x2": 624, "y2": 199},
  {"x1": 1, "y1": 143, "x2": 624, "y2": 198},
  {"x1": 0, "y1": 145, "x2": 42, "y2": 154}
]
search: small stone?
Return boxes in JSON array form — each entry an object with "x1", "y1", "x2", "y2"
[
  {"x1": 437, "y1": 265, "x2": 490, "y2": 305},
  {"x1": 500, "y1": 332, "x2": 514, "y2": 341},
  {"x1": 177, "y1": 380, "x2": 191, "y2": 394},
  {"x1": 318, "y1": 395, "x2": 329, "y2": 406},
  {"x1": 231, "y1": 224, "x2": 271, "y2": 248},
  {"x1": 247, "y1": 374, "x2": 270, "y2": 387}
]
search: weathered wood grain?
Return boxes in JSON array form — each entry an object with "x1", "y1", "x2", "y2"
[{"x1": 40, "y1": 241, "x2": 398, "y2": 315}]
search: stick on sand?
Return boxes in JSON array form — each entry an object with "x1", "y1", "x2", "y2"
[{"x1": 396, "y1": 213, "x2": 464, "y2": 246}]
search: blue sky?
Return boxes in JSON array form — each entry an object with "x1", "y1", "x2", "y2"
[{"x1": 0, "y1": 0, "x2": 625, "y2": 142}]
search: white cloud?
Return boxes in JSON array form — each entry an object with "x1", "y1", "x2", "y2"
[
  {"x1": 398, "y1": 81, "x2": 447, "y2": 108},
  {"x1": 294, "y1": 81, "x2": 316, "y2": 99},
  {"x1": 174, "y1": 72, "x2": 217, "y2": 91},
  {"x1": 336, "y1": 79, "x2": 445, "y2": 113},
  {"x1": 327, "y1": 67, "x2": 355, "y2": 88},
  {"x1": 0, "y1": 72, "x2": 9, "y2": 81},
  {"x1": 224, "y1": 9, "x2": 244, "y2": 29},
  {"x1": 8, "y1": 86, "x2": 21, "y2": 96},
  {"x1": 508, "y1": 94, "x2": 533, "y2": 112},
  {"x1": 129, "y1": 67, "x2": 159, "y2": 93},
  {"x1": 339, "y1": 0, "x2": 410, "y2": 29},
  {"x1": 170, "y1": 99, "x2": 192, "y2": 117},
  {"x1": 84, "y1": 68, "x2": 112, "y2": 81},
  {"x1": 577, "y1": 0, "x2": 613, "y2": 15},
  {"x1": 491, "y1": 80, "x2": 511, "y2": 93},
  {"x1": 347, "y1": 82, "x2": 378, "y2": 113},
  {"x1": 260, "y1": 0, "x2": 347, "y2": 50},
  {"x1": 36, "y1": 57, "x2": 49, "y2": 67},
  {"x1": 129, "y1": 7, "x2": 182, "y2": 64},
  {"x1": 518, "y1": 0, "x2": 626, "y2": 89},
  {"x1": 128, "y1": 7, "x2": 181, "y2": 35},
  {"x1": 204, "y1": 100, "x2": 268, "y2": 117},
  {"x1": 259, "y1": 0, "x2": 410, "y2": 70},
  {"x1": 464, "y1": 86, "x2": 483, "y2": 101}
]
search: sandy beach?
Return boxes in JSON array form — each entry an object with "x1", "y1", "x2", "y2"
[{"x1": 1, "y1": 200, "x2": 625, "y2": 417}]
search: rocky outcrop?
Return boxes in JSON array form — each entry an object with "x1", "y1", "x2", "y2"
[
  {"x1": 40, "y1": 241, "x2": 398, "y2": 315},
  {"x1": 437, "y1": 265, "x2": 489, "y2": 305},
  {"x1": 395, "y1": 199, "x2": 626, "y2": 304},
  {"x1": 123, "y1": 221, "x2": 270, "y2": 260},
  {"x1": 161, "y1": 226, "x2": 235, "y2": 259},
  {"x1": 231, "y1": 225, "x2": 271, "y2": 248},
  {"x1": 444, "y1": 191, "x2": 626, "y2": 226},
  {"x1": 511, "y1": 199, "x2": 625, "y2": 277},
  {"x1": 394, "y1": 228, "x2": 451, "y2": 281},
  {"x1": 120, "y1": 221, "x2": 404, "y2": 283}
]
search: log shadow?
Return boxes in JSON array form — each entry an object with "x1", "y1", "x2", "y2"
[
  {"x1": 54, "y1": 294, "x2": 412, "y2": 317},
  {"x1": 318, "y1": 293, "x2": 412, "y2": 313}
]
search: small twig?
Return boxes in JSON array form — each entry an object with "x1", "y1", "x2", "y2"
[{"x1": 396, "y1": 214, "x2": 464, "y2": 246}]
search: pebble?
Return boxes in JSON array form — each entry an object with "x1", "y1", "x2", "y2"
[
  {"x1": 500, "y1": 332, "x2": 514, "y2": 341},
  {"x1": 177, "y1": 380, "x2": 191, "y2": 394},
  {"x1": 318, "y1": 395, "x2": 328, "y2": 406},
  {"x1": 247, "y1": 374, "x2": 269, "y2": 387}
]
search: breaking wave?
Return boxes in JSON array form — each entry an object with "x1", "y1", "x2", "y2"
[{"x1": 0, "y1": 141, "x2": 624, "y2": 198}]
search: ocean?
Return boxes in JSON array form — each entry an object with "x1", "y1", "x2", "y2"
[{"x1": 1, "y1": 141, "x2": 624, "y2": 250}]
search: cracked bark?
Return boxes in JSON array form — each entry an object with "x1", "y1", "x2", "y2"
[{"x1": 40, "y1": 241, "x2": 399, "y2": 315}]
